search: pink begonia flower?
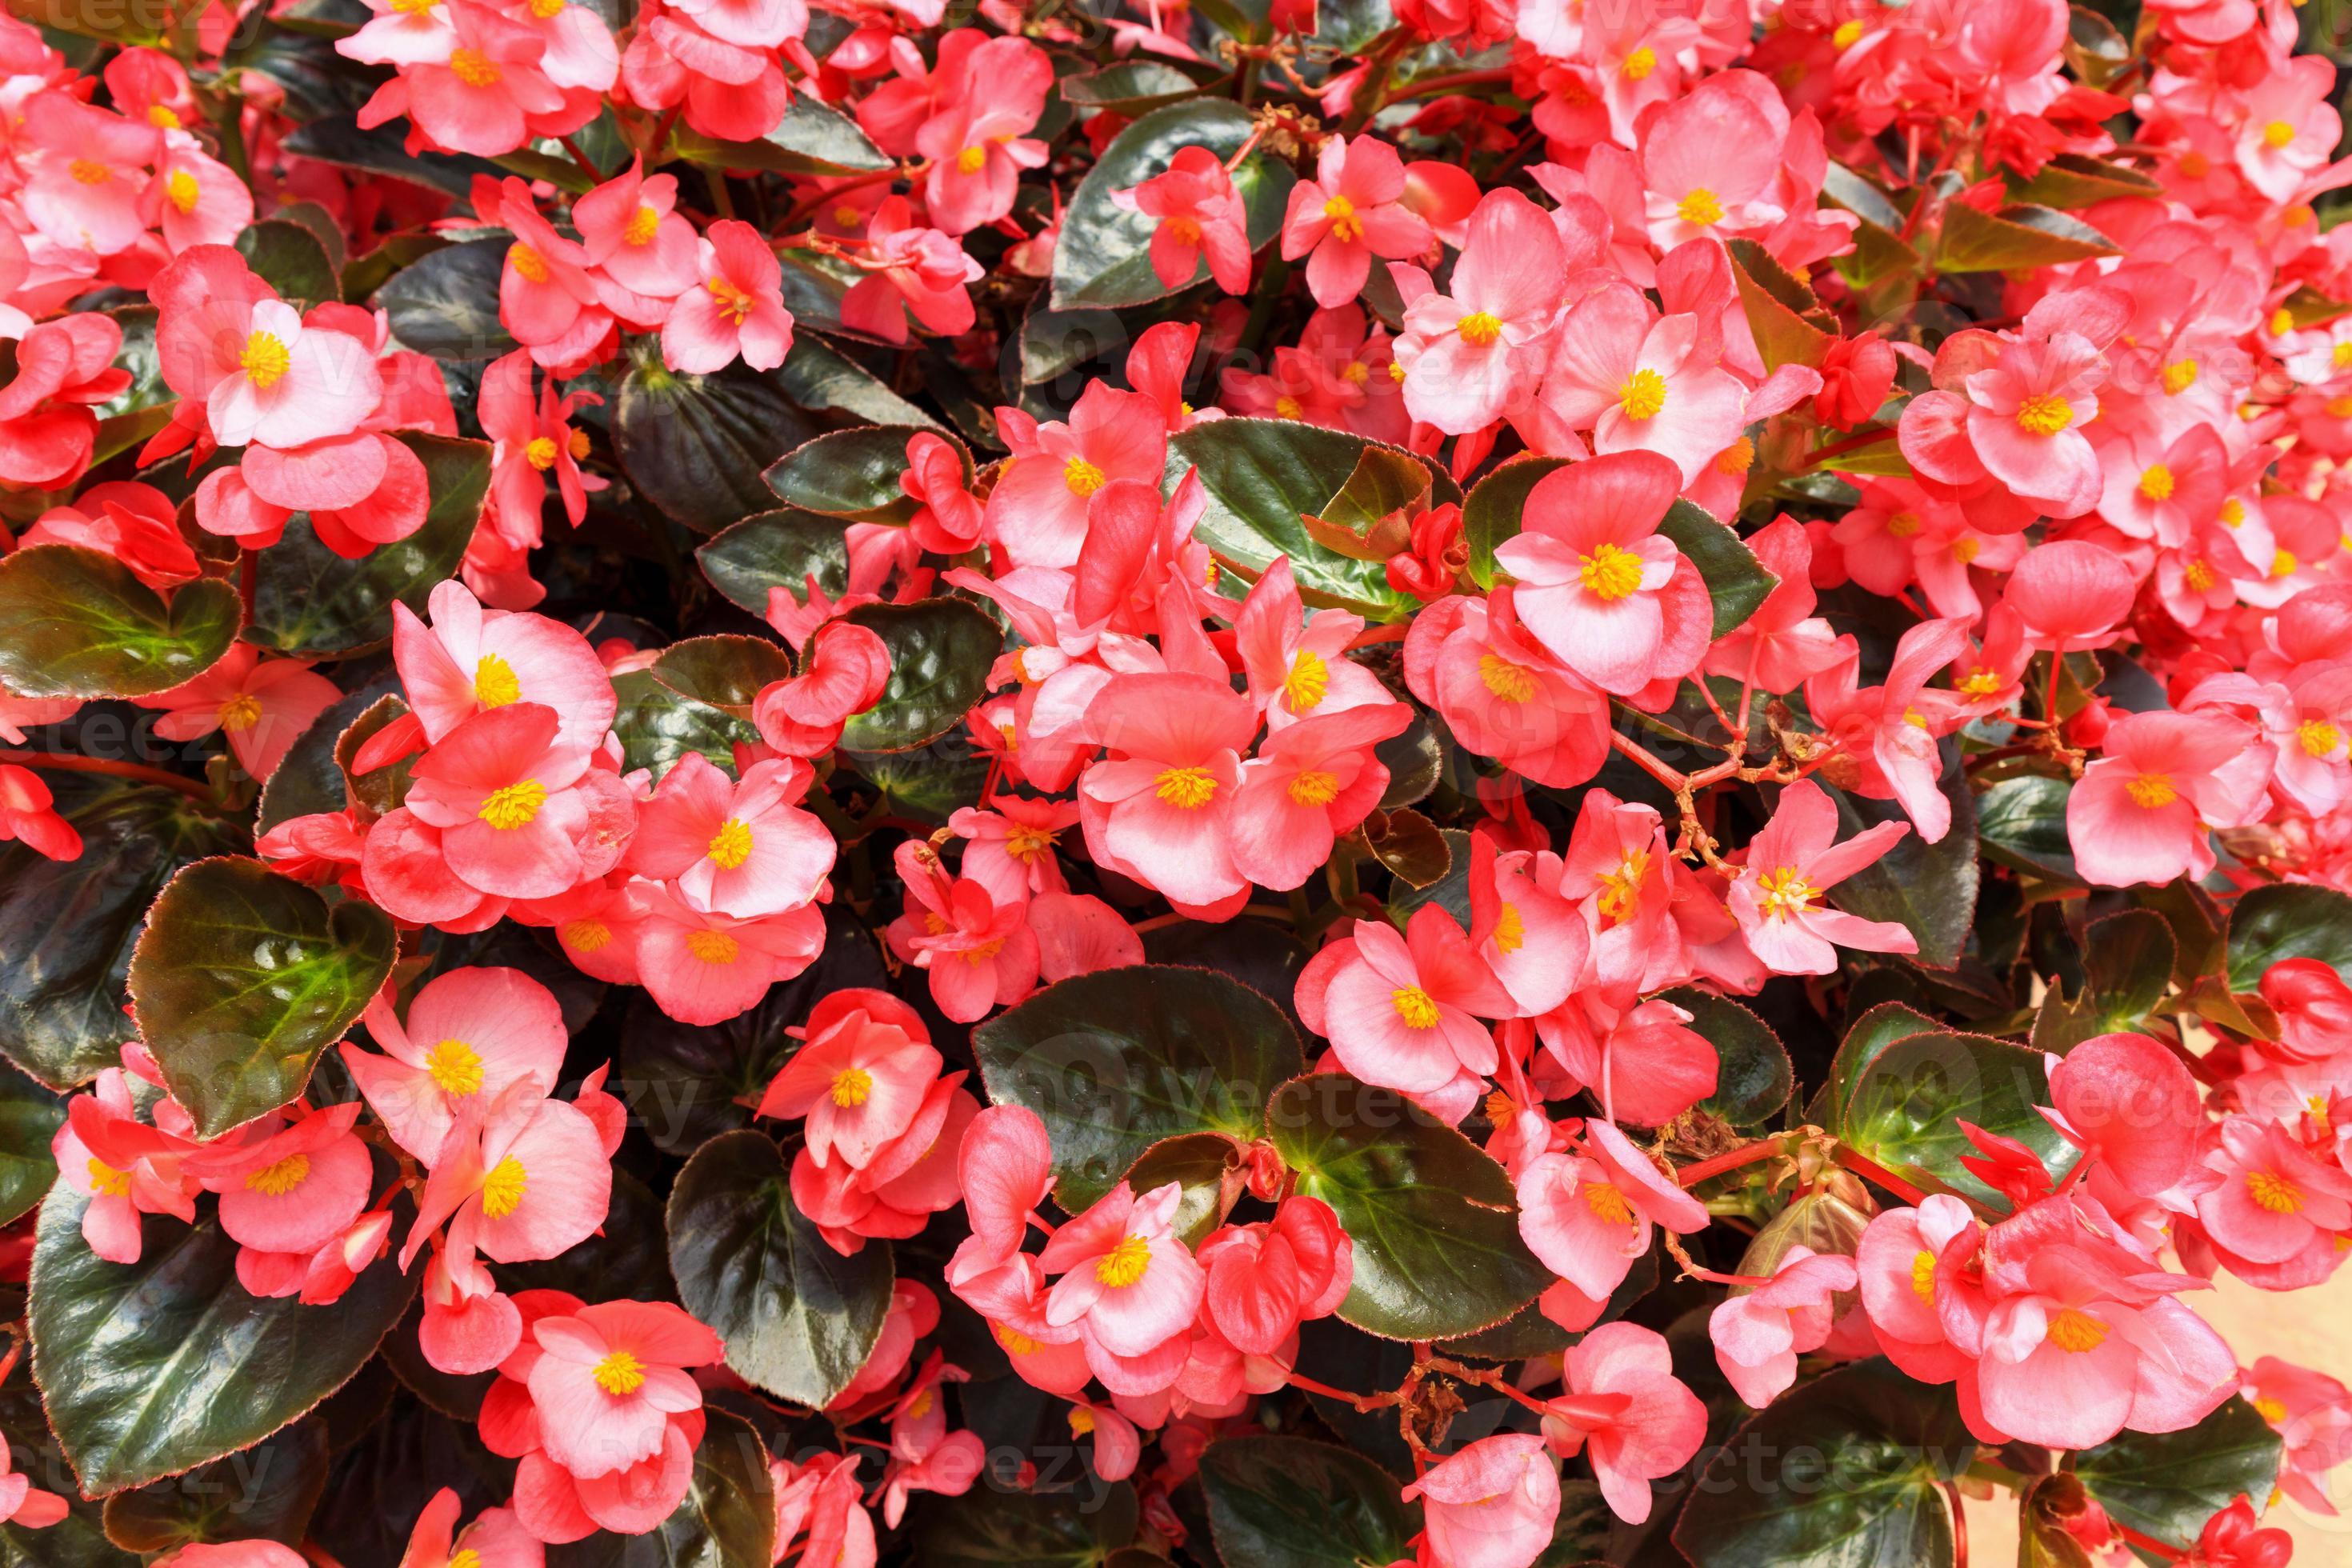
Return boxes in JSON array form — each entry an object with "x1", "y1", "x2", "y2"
[
  {"x1": 0, "y1": 764, "x2": 82, "y2": 861},
  {"x1": 51, "y1": 1067, "x2": 199, "y2": 1264},
  {"x1": 1494, "y1": 450, "x2": 1711, "y2": 697},
  {"x1": 1279, "y1": 134, "x2": 1434, "y2": 309},
  {"x1": 1062, "y1": 1397, "x2": 1141, "y2": 1482},
  {"x1": 186, "y1": 1102, "x2": 372, "y2": 1258},
  {"x1": 23, "y1": 482, "x2": 199, "y2": 592},
  {"x1": 2245, "y1": 1357, "x2": 2352, "y2": 1515},
  {"x1": 404, "y1": 1091, "x2": 612, "y2": 1282},
  {"x1": 631, "y1": 885, "x2": 824, "y2": 1026},
  {"x1": 418, "y1": 1253, "x2": 525, "y2": 1375},
  {"x1": 901, "y1": 430, "x2": 984, "y2": 553},
  {"x1": 526, "y1": 1300, "x2": 722, "y2": 1481},
  {"x1": 146, "y1": 144, "x2": 253, "y2": 254},
  {"x1": 344, "y1": 965, "x2": 570, "y2": 1164},
  {"x1": 1855, "y1": 1196, "x2": 1983, "y2": 1385},
  {"x1": 841, "y1": 198, "x2": 983, "y2": 345},
  {"x1": 2002, "y1": 538, "x2": 2139, "y2": 653},
  {"x1": 1542, "y1": 1321, "x2": 1707, "y2": 1525},
  {"x1": 884, "y1": 839, "x2": 1041, "y2": 1022},
  {"x1": 984, "y1": 381, "x2": 1167, "y2": 570},
  {"x1": 1709, "y1": 1244, "x2": 1860, "y2": 1407},
  {"x1": 757, "y1": 987, "x2": 940, "y2": 1170},
  {"x1": 1114, "y1": 144, "x2": 1252, "y2": 294},
  {"x1": 1078, "y1": 671, "x2": 1259, "y2": 916},
  {"x1": 1725, "y1": 781, "x2": 1918, "y2": 976},
  {"x1": 2193, "y1": 1115, "x2": 2352, "y2": 1269},
  {"x1": 1228, "y1": 702, "x2": 1411, "y2": 892},
  {"x1": 2066, "y1": 710, "x2": 2272, "y2": 887},
  {"x1": 1898, "y1": 294, "x2": 2122, "y2": 520},
  {"x1": 830, "y1": 1281, "x2": 942, "y2": 1414},
  {"x1": 1038, "y1": 1179, "x2": 1206, "y2": 1358},
  {"x1": 2256, "y1": 958, "x2": 2352, "y2": 1063},
  {"x1": 1634, "y1": 71, "x2": 1789, "y2": 249},
  {"x1": 771, "y1": 1454, "x2": 876, "y2": 1568},
  {"x1": 2095, "y1": 422, "x2": 2226, "y2": 546},
  {"x1": 949, "y1": 794, "x2": 1077, "y2": 906},
  {"x1": 662, "y1": 218, "x2": 794, "y2": 374},
  {"x1": 1536, "y1": 286, "x2": 1749, "y2": 486},
  {"x1": 1802, "y1": 617, "x2": 1973, "y2": 845},
  {"x1": 204, "y1": 295, "x2": 382, "y2": 451},
  {"x1": 751, "y1": 619, "x2": 893, "y2": 758},
  {"x1": 366, "y1": 582, "x2": 617, "y2": 766},
  {"x1": 1197, "y1": 1194, "x2": 1351, "y2": 1354},
  {"x1": 1318, "y1": 906, "x2": 1516, "y2": 1099},
  {"x1": 0, "y1": 1428, "x2": 66, "y2": 1530},
  {"x1": 395, "y1": 1487, "x2": 540, "y2": 1568},
  {"x1": 159, "y1": 1544, "x2": 309, "y2": 1567},
  {"x1": 353, "y1": 2, "x2": 586, "y2": 159},
  {"x1": 478, "y1": 349, "x2": 607, "y2": 546},
  {"x1": 628, "y1": 753, "x2": 832, "y2": 919},
  {"x1": 1517, "y1": 1118, "x2": 1707, "y2": 1309},
  {"x1": 573, "y1": 157, "x2": 698, "y2": 306},
  {"x1": 1234, "y1": 556, "x2": 1390, "y2": 727},
  {"x1": 131, "y1": 643, "x2": 339, "y2": 783},
  {"x1": 2043, "y1": 1031, "x2": 2202, "y2": 1199},
  {"x1": 1534, "y1": 991, "x2": 1719, "y2": 1129},
  {"x1": 1401, "y1": 1434, "x2": 1560, "y2": 1568},
  {"x1": 1462, "y1": 834, "x2": 1586, "y2": 1018},
  {"x1": 910, "y1": 35, "x2": 1050, "y2": 234},
  {"x1": 1401, "y1": 589, "x2": 1611, "y2": 789},
  {"x1": 1703, "y1": 515, "x2": 1843, "y2": 693},
  {"x1": 950, "y1": 1102, "x2": 1053, "y2": 1275},
  {"x1": 18, "y1": 95, "x2": 158, "y2": 257},
  {"x1": 2234, "y1": 54, "x2": 2338, "y2": 202},
  {"x1": 1391, "y1": 188, "x2": 1562, "y2": 434},
  {"x1": 0, "y1": 316, "x2": 126, "y2": 491},
  {"x1": 398, "y1": 702, "x2": 636, "y2": 901},
  {"x1": 498, "y1": 185, "x2": 604, "y2": 354}
]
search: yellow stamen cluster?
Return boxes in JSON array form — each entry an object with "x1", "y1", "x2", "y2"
[
  {"x1": 427, "y1": 1038, "x2": 485, "y2": 1096},
  {"x1": 478, "y1": 778, "x2": 547, "y2": 830}
]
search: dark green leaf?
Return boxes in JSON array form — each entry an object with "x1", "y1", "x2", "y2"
[
  {"x1": 128, "y1": 857, "x2": 397, "y2": 1138},
  {"x1": 547, "y1": 1408, "x2": 776, "y2": 1568},
  {"x1": 2010, "y1": 154, "x2": 2164, "y2": 209},
  {"x1": 2069, "y1": 1398, "x2": 2282, "y2": 1550},
  {"x1": 838, "y1": 599, "x2": 1002, "y2": 754},
  {"x1": 100, "y1": 1418, "x2": 327, "y2": 1551},
  {"x1": 1052, "y1": 100, "x2": 1294, "y2": 310},
  {"x1": 0, "y1": 786, "x2": 246, "y2": 1090},
  {"x1": 1122, "y1": 1130, "x2": 1238, "y2": 1247},
  {"x1": 1664, "y1": 987, "x2": 1792, "y2": 1126},
  {"x1": 0, "y1": 546, "x2": 238, "y2": 699},
  {"x1": 246, "y1": 433, "x2": 493, "y2": 655},
  {"x1": 696, "y1": 508, "x2": 850, "y2": 615},
  {"x1": 1463, "y1": 454, "x2": 1569, "y2": 588},
  {"x1": 614, "y1": 357, "x2": 820, "y2": 533},
  {"x1": 1657, "y1": 498, "x2": 1778, "y2": 639},
  {"x1": 282, "y1": 114, "x2": 502, "y2": 198},
  {"x1": 1061, "y1": 61, "x2": 1224, "y2": 114},
  {"x1": 610, "y1": 669, "x2": 758, "y2": 780},
  {"x1": 1937, "y1": 202, "x2": 2118, "y2": 273},
  {"x1": 972, "y1": 966, "x2": 1305, "y2": 1210},
  {"x1": 377, "y1": 237, "x2": 514, "y2": 358},
  {"x1": 1198, "y1": 1436, "x2": 1415, "y2": 1568},
  {"x1": 842, "y1": 741, "x2": 993, "y2": 824},
  {"x1": 1823, "y1": 1000, "x2": 1938, "y2": 1126},
  {"x1": 670, "y1": 95, "x2": 890, "y2": 177},
  {"x1": 650, "y1": 636, "x2": 791, "y2": 721},
  {"x1": 912, "y1": 1480, "x2": 1138, "y2": 1566},
  {"x1": 1823, "y1": 773, "x2": 1978, "y2": 970},
  {"x1": 1673, "y1": 1358, "x2": 1970, "y2": 1568},
  {"x1": 1837, "y1": 1030, "x2": 2072, "y2": 1205},
  {"x1": 0, "y1": 1058, "x2": 62, "y2": 1225},
  {"x1": 333, "y1": 694, "x2": 417, "y2": 818},
  {"x1": 2226, "y1": 880, "x2": 2352, "y2": 992},
  {"x1": 765, "y1": 425, "x2": 960, "y2": 522},
  {"x1": 236, "y1": 221, "x2": 339, "y2": 306},
  {"x1": 775, "y1": 335, "x2": 941, "y2": 429},
  {"x1": 28, "y1": 1188, "x2": 418, "y2": 1496},
  {"x1": 2030, "y1": 909, "x2": 2175, "y2": 1053},
  {"x1": 1169, "y1": 419, "x2": 1454, "y2": 622},
  {"x1": 1976, "y1": 774, "x2": 2078, "y2": 884},
  {"x1": 1267, "y1": 1073, "x2": 1549, "y2": 1339},
  {"x1": 666, "y1": 1130, "x2": 895, "y2": 1408},
  {"x1": 1725, "y1": 238, "x2": 1832, "y2": 373}
]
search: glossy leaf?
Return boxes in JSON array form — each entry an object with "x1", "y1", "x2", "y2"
[
  {"x1": 1976, "y1": 774, "x2": 2078, "y2": 884},
  {"x1": 774, "y1": 335, "x2": 941, "y2": 430},
  {"x1": 696, "y1": 507, "x2": 851, "y2": 616},
  {"x1": 377, "y1": 237, "x2": 514, "y2": 358},
  {"x1": 910, "y1": 1480, "x2": 1138, "y2": 1566},
  {"x1": 2068, "y1": 1398, "x2": 2282, "y2": 1550},
  {"x1": 1937, "y1": 202, "x2": 2118, "y2": 272},
  {"x1": 1463, "y1": 454, "x2": 1569, "y2": 588},
  {"x1": 236, "y1": 220, "x2": 338, "y2": 306},
  {"x1": 614, "y1": 354, "x2": 820, "y2": 532},
  {"x1": 1198, "y1": 1435, "x2": 1417, "y2": 1568},
  {"x1": 666, "y1": 1130, "x2": 895, "y2": 1409},
  {"x1": 649, "y1": 636, "x2": 792, "y2": 721},
  {"x1": 972, "y1": 965, "x2": 1305, "y2": 1210},
  {"x1": 0, "y1": 546, "x2": 238, "y2": 699},
  {"x1": 1169, "y1": 418, "x2": 1454, "y2": 622},
  {"x1": 1061, "y1": 60, "x2": 1223, "y2": 114},
  {"x1": 128, "y1": 856, "x2": 398, "y2": 1138},
  {"x1": 2030, "y1": 909, "x2": 2175, "y2": 1053},
  {"x1": 1268, "y1": 1073, "x2": 1549, "y2": 1339},
  {"x1": 1051, "y1": 99, "x2": 1294, "y2": 310},
  {"x1": 1665, "y1": 986, "x2": 1793, "y2": 1126},
  {"x1": 0, "y1": 786, "x2": 247, "y2": 1090},
  {"x1": 2226, "y1": 880, "x2": 2352, "y2": 993},
  {"x1": 1726, "y1": 237, "x2": 1834, "y2": 372},
  {"x1": 100, "y1": 1419, "x2": 327, "y2": 1551},
  {"x1": 2010, "y1": 153, "x2": 2163, "y2": 209},
  {"x1": 764, "y1": 424, "x2": 958, "y2": 523},
  {"x1": 609, "y1": 669, "x2": 758, "y2": 781},
  {"x1": 1837, "y1": 1030, "x2": 2073, "y2": 1205},
  {"x1": 1822, "y1": 774, "x2": 1978, "y2": 970},
  {"x1": 669, "y1": 94, "x2": 889, "y2": 177},
  {"x1": 0, "y1": 1057, "x2": 62, "y2": 1224},
  {"x1": 838, "y1": 598, "x2": 1002, "y2": 754},
  {"x1": 1673, "y1": 1358, "x2": 1971, "y2": 1567},
  {"x1": 546, "y1": 1409, "x2": 776, "y2": 1568},
  {"x1": 1122, "y1": 1130, "x2": 1238, "y2": 1248},
  {"x1": 28, "y1": 1189, "x2": 418, "y2": 1495}
]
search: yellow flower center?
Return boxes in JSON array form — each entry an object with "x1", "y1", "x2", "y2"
[
  {"x1": 1910, "y1": 1250, "x2": 1938, "y2": 1305},
  {"x1": 149, "y1": 104, "x2": 182, "y2": 128},
  {"x1": 426, "y1": 1038, "x2": 484, "y2": 1095},
  {"x1": 2221, "y1": 499, "x2": 2247, "y2": 528},
  {"x1": 218, "y1": 692, "x2": 263, "y2": 731},
  {"x1": 1284, "y1": 648, "x2": 1329, "y2": 711},
  {"x1": 1341, "y1": 360, "x2": 1371, "y2": 385},
  {"x1": 2046, "y1": 1308, "x2": 2110, "y2": 1354},
  {"x1": 2272, "y1": 307, "x2": 2296, "y2": 338},
  {"x1": 2184, "y1": 558, "x2": 2218, "y2": 592},
  {"x1": 1951, "y1": 537, "x2": 1981, "y2": 565},
  {"x1": 686, "y1": 930, "x2": 740, "y2": 965},
  {"x1": 509, "y1": 246, "x2": 550, "y2": 288},
  {"x1": 706, "y1": 274, "x2": 756, "y2": 325},
  {"x1": 1391, "y1": 986, "x2": 1441, "y2": 1029},
  {"x1": 2301, "y1": 719, "x2": 2341, "y2": 758},
  {"x1": 474, "y1": 653, "x2": 520, "y2": 706},
  {"x1": 1063, "y1": 455, "x2": 1107, "y2": 496},
  {"x1": 2126, "y1": 773, "x2": 2177, "y2": 809},
  {"x1": 478, "y1": 779, "x2": 546, "y2": 830},
  {"x1": 955, "y1": 145, "x2": 987, "y2": 174},
  {"x1": 833, "y1": 203, "x2": 862, "y2": 228},
  {"x1": 245, "y1": 1153, "x2": 310, "y2": 1197},
  {"x1": 1622, "y1": 44, "x2": 1656, "y2": 78},
  {"x1": 995, "y1": 1324, "x2": 1041, "y2": 1356},
  {"x1": 565, "y1": 919, "x2": 612, "y2": 952},
  {"x1": 2014, "y1": 394, "x2": 2073, "y2": 435},
  {"x1": 2254, "y1": 1396, "x2": 2290, "y2": 1425},
  {"x1": 1274, "y1": 396, "x2": 1305, "y2": 419},
  {"x1": 906, "y1": 1388, "x2": 934, "y2": 1420},
  {"x1": 1676, "y1": 187, "x2": 1723, "y2": 226},
  {"x1": 68, "y1": 158, "x2": 110, "y2": 185},
  {"x1": 166, "y1": 169, "x2": 200, "y2": 214},
  {"x1": 1756, "y1": 866, "x2": 1816, "y2": 920},
  {"x1": 1068, "y1": 1406, "x2": 1096, "y2": 1434},
  {"x1": 1598, "y1": 851, "x2": 1647, "y2": 925},
  {"x1": 1618, "y1": 367, "x2": 1668, "y2": 421},
  {"x1": 1478, "y1": 654, "x2": 1537, "y2": 703},
  {"x1": 1583, "y1": 1182, "x2": 1634, "y2": 1224},
  {"x1": 1457, "y1": 310, "x2": 1502, "y2": 346},
  {"x1": 1962, "y1": 667, "x2": 2002, "y2": 697},
  {"x1": 1886, "y1": 510, "x2": 1922, "y2": 538},
  {"x1": 2138, "y1": 463, "x2": 2174, "y2": 502},
  {"x1": 831, "y1": 1066, "x2": 873, "y2": 1107},
  {"x1": 1322, "y1": 193, "x2": 1363, "y2": 243},
  {"x1": 623, "y1": 203, "x2": 662, "y2": 246},
  {"x1": 1154, "y1": 766, "x2": 1218, "y2": 809},
  {"x1": 526, "y1": 436, "x2": 560, "y2": 470},
  {"x1": 2334, "y1": 342, "x2": 2352, "y2": 371},
  {"x1": 449, "y1": 1552, "x2": 482, "y2": 1568},
  {"x1": 450, "y1": 46, "x2": 501, "y2": 86},
  {"x1": 707, "y1": 818, "x2": 753, "y2": 870},
  {"x1": 2247, "y1": 1170, "x2": 2303, "y2": 1214},
  {"x1": 2265, "y1": 119, "x2": 2296, "y2": 149},
  {"x1": 1162, "y1": 214, "x2": 1202, "y2": 246},
  {"x1": 2273, "y1": 549, "x2": 2298, "y2": 578},
  {"x1": 1579, "y1": 542, "x2": 1646, "y2": 602},
  {"x1": 1490, "y1": 903, "x2": 1526, "y2": 955},
  {"x1": 1716, "y1": 434, "x2": 1755, "y2": 475},
  {"x1": 593, "y1": 1350, "x2": 646, "y2": 1394},
  {"x1": 88, "y1": 1158, "x2": 130, "y2": 1197},
  {"x1": 2163, "y1": 359, "x2": 2199, "y2": 394},
  {"x1": 1095, "y1": 1235, "x2": 1151, "y2": 1287},
  {"x1": 242, "y1": 330, "x2": 290, "y2": 390},
  {"x1": 1286, "y1": 769, "x2": 1340, "y2": 806},
  {"x1": 1831, "y1": 18, "x2": 1863, "y2": 46},
  {"x1": 570, "y1": 429, "x2": 590, "y2": 460},
  {"x1": 1006, "y1": 823, "x2": 1058, "y2": 862},
  {"x1": 480, "y1": 1155, "x2": 526, "y2": 1218}
]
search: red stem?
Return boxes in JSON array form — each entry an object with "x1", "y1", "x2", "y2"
[
  {"x1": 1832, "y1": 1146, "x2": 1930, "y2": 1206},
  {"x1": 1675, "y1": 1137, "x2": 1787, "y2": 1187},
  {"x1": 0, "y1": 748, "x2": 217, "y2": 803},
  {"x1": 559, "y1": 135, "x2": 602, "y2": 181}
]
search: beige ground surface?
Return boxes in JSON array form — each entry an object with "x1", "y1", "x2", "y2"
[{"x1": 1962, "y1": 1264, "x2": 2352, "y2": 1566}]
